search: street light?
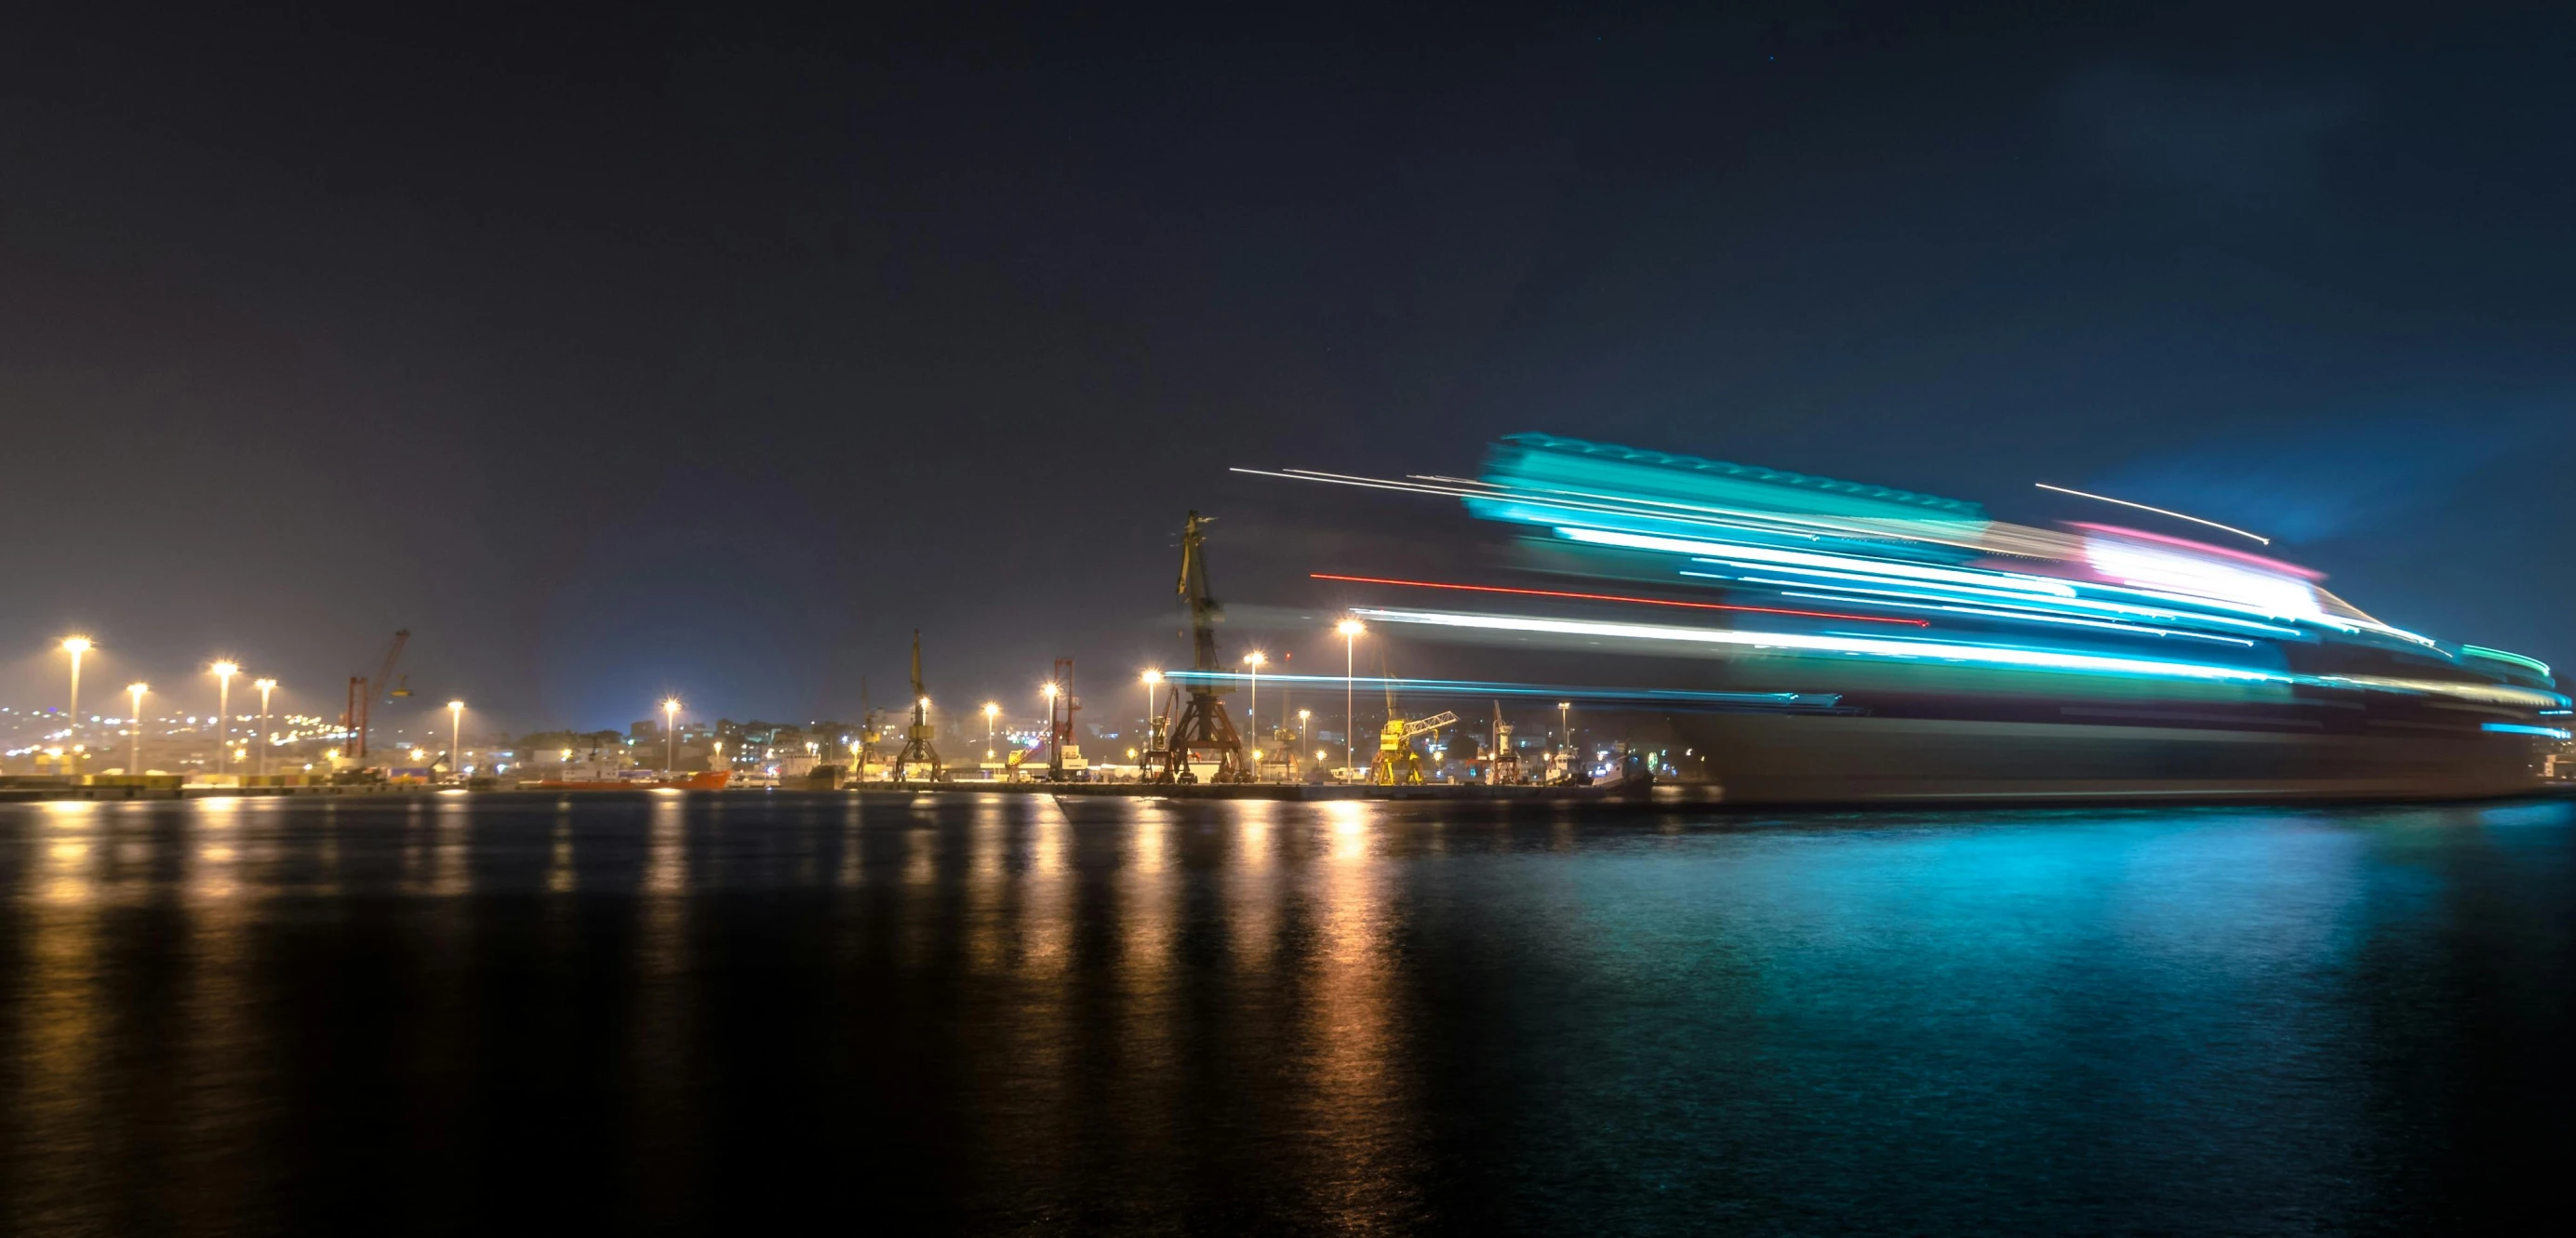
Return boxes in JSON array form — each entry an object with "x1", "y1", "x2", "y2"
[
  {"x1": 1337, "y1": 619, "x2": 1365, "y2": 778},
  {"x1": 982, "y1": 701, "x2": 999, "y2": 760},
  {"x1": 60, "y1": 637, "x2": 90, "y2": 758},
  {"x1": 1242, "y1": 651, "x2": 1265, "y2": 760},
  {"x1": 1558, "y1": 700, "x2": 1572, "y2": 780},
  {"x1": 127, "y1": 682, "x2": 148, "y2": 774},
  {"x1": 211, "y1": 661, "x2": 239, "y2": 777},
  {"x1": 1141, "y1": 670, "x2": 1162, "y2": 755},
  {"x1": 1298, "y1": 709, "x2": 1312, "y2": 778},
  {"x1": 661, "y1": 698, "x2": 681, "y2": 772},
  {"x1": 255, "y1": 678, "x2": 277, "y2": 778},
  {"x1": 447, "y1": 700, "x2": 465, "y2": 782}
]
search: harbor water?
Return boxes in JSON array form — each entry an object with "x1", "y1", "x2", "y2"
[{"x1": 3, "y1": 792, "x2": 2570, "y2": 1232}]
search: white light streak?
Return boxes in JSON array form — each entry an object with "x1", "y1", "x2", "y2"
[{"x1": 2035, "y1": 483, "x2": 2270, "y2": 544}]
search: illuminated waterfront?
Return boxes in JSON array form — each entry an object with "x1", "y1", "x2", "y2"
[{"x1": 2, "y1": 793, "x2": 2569, "y2": 1231}]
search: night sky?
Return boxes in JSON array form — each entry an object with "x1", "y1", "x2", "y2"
[{"x1": 8, "y1": 3, "x2": 2570, "y2": 732}]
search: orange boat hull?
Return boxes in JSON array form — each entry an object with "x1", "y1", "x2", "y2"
[{"x1": 528, "y1": 770, "x2": 733, "y2": 791}]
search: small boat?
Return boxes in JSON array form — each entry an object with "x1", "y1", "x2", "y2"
[{"x1": 522, "y1": 769, "x2": 734, "y2": 792}]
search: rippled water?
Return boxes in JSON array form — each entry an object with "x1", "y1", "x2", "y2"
[{"x1": 2, "y1": 792, "x2": 2569, "y2": 1233}]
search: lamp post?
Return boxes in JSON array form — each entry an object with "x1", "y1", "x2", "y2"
[
  {"x1": 1241, "y1": 651, "x2": 1265, "y2": 756},
  {"x1": 127, "y1": 682, "x2": 148, "y2": 774},
  {"x1": 60, "y1": 637, "x2": 90, "y2": 756},
  {"x1": 661, "y1": 699, "x2": 681, "y2": 773},
  {"x1": 447, "y1": 700, "x2": 465, "y2": 781},
  {"x1": 1298, "y1": 709, "x2": 1311, "y2": 779},
  {"x1": 211, "y1": 661, "x2": 239, "y2": 776},
  {"x1": 1337, "y1": 619, "x2": 1365, "y2": 778},
  {"x1": 1558, "y1": 700, "x2": 1572, "y2": 780},
  {"x1": 1141, "y1": 670, "x2": 1161, "y2": 752},
  {"x1": 255, "y1": 678, "x2": 277, "y2": 778},
  {"x1": 983, "y1": 701, "x2": 999, "y2": 762}
]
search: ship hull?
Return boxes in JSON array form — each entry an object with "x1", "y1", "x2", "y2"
[{"x1": 1667, "y1": 712, "x2": 2554, "y2": 805}]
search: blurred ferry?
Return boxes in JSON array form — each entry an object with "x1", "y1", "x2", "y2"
[
  {"x1": 1282, "y1": 433, "x2": 2571, "y2": 805},
  {"x1": 524, "y1": 768, "x2": 733, "y2": 791}
]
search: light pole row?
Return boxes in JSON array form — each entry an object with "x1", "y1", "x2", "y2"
[{"x1": 49, "y1": 635, "x2": 473, "y2": 781}]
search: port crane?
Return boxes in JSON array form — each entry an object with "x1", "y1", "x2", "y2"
[
  {"x1": 1488, "y1": 702, "x2": 1521, "y2": 785},
  {"x1": 341, "y1": 630, "x2": 411, "y2": 763},
  {"x1": 1151, "y1": 511, "x2": 1250, "y2": 783},
  {"x1": 890, "y1": 631, "x2": 945, "y2": 783},
  {"x1": 1369, "y1": 710, "x2": 1456, "y2": 785},
  {"x1": 1045, "y1": 658, "x2": 1083, "y2": 781}
]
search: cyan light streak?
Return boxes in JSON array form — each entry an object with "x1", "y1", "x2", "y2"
[
  {"x1": 1768, "y1": 591, "x2": 2258, "y2": 646},
  {"x1": 1351, "y1": 606, "x2": 2575, "y2": 710},
  {"x1": 2463, "y1": 646, "x2": 2553, "y2": 677},
  {"x1": 1349, "y1": 606, "x2": 2291, "y2": 684},
  {"x1": 1159, "y1": 670, "x2": 1843, "y2": 710},
  {"x1": 1681, "y1": 566, "x2": 2306, "y2": 639},
  {"x1": 1561, "y1": 526, "x2": 2075, "y2": 595},
  {"x1": 1574, "y1": 523, "x2": 2327, "y2": 640},
  {"x1": 2482, "y1": 722, "x2": 2573, "y2": 739}
]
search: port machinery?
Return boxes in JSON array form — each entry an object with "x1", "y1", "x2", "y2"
[
  {"x1": 1148, "y1": 511, "x2": 1253, "y2": 784},
  {"x1": 891, "y1": 630, "x2": 946, "y2": 784},
  {"x1": 1369, "y1": 711, "x2": 1457, "y2": 785}
]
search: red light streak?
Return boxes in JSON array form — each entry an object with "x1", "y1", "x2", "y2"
[{"x1": 1308, "y1": 574, "x2": 1929, "y2": 625}]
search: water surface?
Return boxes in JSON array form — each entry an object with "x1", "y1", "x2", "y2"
[{"x1": 2, "y1": 792, "x2": 2569, "y2": 1233}]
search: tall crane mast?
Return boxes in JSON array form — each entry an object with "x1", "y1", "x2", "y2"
[
  {"x1": 1152, "y1": 511, "x2": 1249, "y2": 783},
  {"x1": 341, "y1": 630, "x2": 410, "y2": 763},
  {"x1": 891, "y1": 630, "x2": 945, "y2": 783}
]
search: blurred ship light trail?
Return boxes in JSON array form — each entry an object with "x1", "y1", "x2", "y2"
[
  {"x1": 1555, "y1": 526, "x2": 2080, "y2": 595},
  {"x1": 1307, "y1": 573, "x2": 1928, "y2": 625},
  {"x1": 2035, "y1": 483, "x2": 2272, "y2": 544},
  {"x1": 1351, "y1": 606, "x2": 2290, "y2": 684},
  {"x1": 1159, "y1": 671, "x2": 1847, "y2": 710}
]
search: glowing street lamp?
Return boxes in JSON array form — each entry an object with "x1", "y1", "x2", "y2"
[
  {"x1": 1298, "y1": 708, "x2": 1312, "y2": 776},
  {"x1": 60, "y1": 636, "x2": 90, "y2": 754},
  {"x1": 1140, "y1": 670, "x2": 1162, "y2": 754},
  {"x1": 211, "y1": 661, "x2": 239, "y2": 776},
  {"x1": 127, "y1": 682, "x2": 148, "y2": 773},
  {"x1": 1241, "y1": 651, "x2": 1265, "y2": 763},
  {"x1": 1336, "y1": 619, "x2": 1365, "y2": 777},
  {"x1": 1558, "y1": 701, "x2": 1572, "y2": 779},
  {"x1": 447, "y1": 700, "x2": 465, "y2": 781},
  {"x1": 983, "y1": 701, "x2": 999, "y2": 759},
  {"x1": 662, "y1": 698, "x2": 681, "y2": 773},
  {"x1": 255, "y1": 678, "x2": 277, "y2": 778}
]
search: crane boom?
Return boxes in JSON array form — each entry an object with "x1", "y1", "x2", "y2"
[
  {"x1": 373, "y1": 631, "x2": 410, "y2": 700},
  {"x1": 1400, "y1": 711, "x2": 1457, "y2": 740},
  {"x1": 342, "y1": 630, "x2": 412, "y2": 764}
]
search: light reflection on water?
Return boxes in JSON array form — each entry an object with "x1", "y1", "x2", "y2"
[{"x1": 0, "y1": 792, "x2": 2570, "y2": 1232}]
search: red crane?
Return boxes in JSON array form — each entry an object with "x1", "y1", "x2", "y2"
[{"x1": 341, "y1": 630, "x2": 411, "y2": 763}]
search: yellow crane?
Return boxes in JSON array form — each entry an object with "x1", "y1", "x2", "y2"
[{"x1": 1369, "y1": 710, "x2": 1456, "y2": 785}]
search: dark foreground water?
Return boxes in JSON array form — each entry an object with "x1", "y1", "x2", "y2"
[{"x1": 2, "y1": 792, "x2": 2570, "y2": 1234}]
